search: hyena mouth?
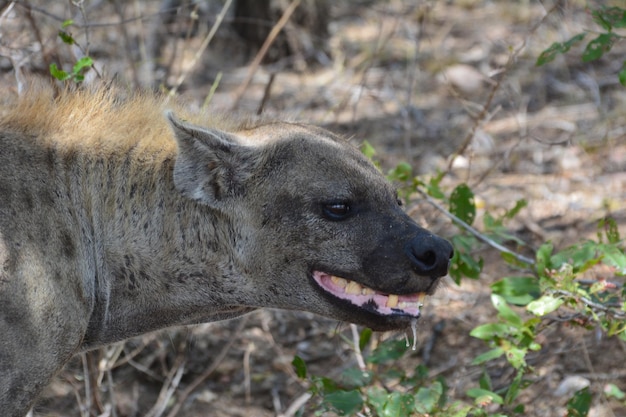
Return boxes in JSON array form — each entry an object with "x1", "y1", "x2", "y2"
[{"x1": 312, "y1": 271, "x2": 426, "y2": 317}]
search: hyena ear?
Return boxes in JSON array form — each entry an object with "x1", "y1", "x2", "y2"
[{"x1": 167, "y1": 112, "x2": 258, "y2": 207}]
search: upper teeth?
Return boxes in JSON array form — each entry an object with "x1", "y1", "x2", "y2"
[
  {"x1": 387, "y1": 294, "x2": 398, "y2": 308},
  {"x1": 329, "y1": 275, "x2": 424, "y2": 309},
  {"x1": 331, "y1": 276, "x2": 348, "y2": 287}
]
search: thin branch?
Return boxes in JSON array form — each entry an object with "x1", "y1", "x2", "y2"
[
  {"x1": 576, "y1": 279, "x2": 623, "y2": 289},
  {"x1": 145, "y1": 353, "x2": 187, "y2": 417},
  {"x1": 414, "y1": 187, "x2": 535, "y2": 265},
  {"x1": 553, "y1": 290, "x2": 626, "y2": 319},
  {"x1": 443, "y1": 2, "x2": 561, "y2": 181},
  {"x1": 444, "y1": 68, "x2": 503, "y2": 177},
  {"x1": 350, "y1": 323, "x2": 367, "y2": 371},
  {"x1": 277, "y1": 392, "x2": 313, "y2": 417},
  {"x1": 230, "y1": 0, "x2": 301, "y2": 110},
  {"x1": 112, "y1": 0, "x2": 139, "y2": 87},
  {"x1": 243, "y1": 342, "x2": 253, "y2": 404},
  {"x1": 165, "y1": 316, "x2": 249, "y2": 417},
  {"x1": 256, "y1": 72, "x2": 276, "y2": 115},
  {"x1": 15, "y1": 2, "x2": 168, "y2": 28},
  {"x1": 80, "y1": 353, "x2": 92, "y2": 417},
  {"x1": 167, "y1": 0, "x2": 233, "y2": 97}
]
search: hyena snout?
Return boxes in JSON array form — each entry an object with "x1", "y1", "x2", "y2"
[{"x1": 405, "y1": 233, "x2": 454, "y2": 278}]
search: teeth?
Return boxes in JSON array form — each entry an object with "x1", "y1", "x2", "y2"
[
  {"x1": 387, "y1": 294, "x2": 398, "y2": 308},
  {"x1": 346, "y1": 281, "x2": 363, "y2": 295},
  {"x1": 399, "y1": 301, "x2": 423, "y2": 309},
  {"x1": 326, "y1": 275, "x2": 426, "y2": 312},
  {"x1": 331, "y1": 276, "x2": 348, "y2": 288}
]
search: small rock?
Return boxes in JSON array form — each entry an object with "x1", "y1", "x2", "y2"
[
  {"x1": 439, "y1": 64, "x2": 488, "y2": 94},
  {"x1": 196, "y1": 389, "x2": 219, "y2": 404},
  {"x1": 553, "y1": 375, "x2": 590, "y2": 397}
]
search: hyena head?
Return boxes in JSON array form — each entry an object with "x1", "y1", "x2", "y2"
[{"x1": 169, "y1": 113, "x2": 453, "y2": 331}]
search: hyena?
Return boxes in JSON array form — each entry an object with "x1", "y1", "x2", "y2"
[{"x1": 0, "y1": 83, "x2": 452, "y2": 416}]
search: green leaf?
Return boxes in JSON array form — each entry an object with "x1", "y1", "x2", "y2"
[
  {"x1": 449, "y1": 183, "x2": 476, "y2": 226},
  {"x1": 382, "y1": 392, "x2": 414, "y2": 417},
  {"x1": 449, "y1": 235, "x2": 484, "y2": 282},
  {"x1": 599, "y1": 217, "x2": 621, "y2": 243},
  {"x1": 527, "y1": 294, "x2": 563, "y2": 316},
  {"x1": 49, "y1": 63, "x2": 70, "y2": 81},
  {"x1": 324, "y1": 390, "x2": 363, "y2": 415},
  {"x1": 491, "y1": 276, "x2": 541, "y2": 306},
  {"x1": 451, "y1": 234, "x2": 479, "y2": 254},
  {"x1": 472, "y1": 347, "x2": 505, "y2": 365},
  {"x1": 479, "y1": 371, "x2": 492, "y2": 391},
  {"x1": 425, "y1": 172, "x2": 446, "y2": 199},
  {"x1": 359, "y1": 327, "x2": 372, "y2": 351},
  {"x1": 504, "y1": 371, "x2": 524, "y2": 405},
  {"x1": 601, "y1": 244, "x2": 626, "y2": 274},
  {"x1": 361, "y1": 141, "x2": 376, "y2": 159},
  {"x1": 500, "y1": 251, "x2": 531, "y2": 269},
  {"x1": 340, "y1": 368, "x2": 372, "y2": 389},
  {"x1": 414, "y1": 382, "x2": 443, "y2": 414},
  {"x1": 61, "y1": 19, "x2": 74, "y2": 28},
  {"x1": 72, "y1": 56, "x2": 93, "y2": 75},
  {"x1": 566, "y1": 387, "x2": 592, "y2": 417},
  {"x1": 292, "y1": 356, "x2": 307, "y2": 379},
  {"x1": 466, "y1": 388, "x2": 504, "y2": 405},
  {"x1": 582, "y1": 33, "x2": 618, "y2": 62},
  {"x1": 491, "y1": 294, "x2": 523, "y2": 328},
  {"x1": 592, "y1": 6, "x2": 626, "y2": 30},
  {"x1": 604, "y1": 383, "x2": 625, "y2": 400},
  {"x1": 550, "y1": 241, "x2": 599, "y2": 273},
  {"x1": 387, "y1": 162, "x2": 412, "y2": 182},
  {"x1": 505, "y1": 199, "x2": 528, "y2": 219},
  {"x1": 57, "y1": 30, "x2": 75, "y2": 45},
  {"x1": 470, "y1": 323, "x2": 510, "y2": 340},
  {"x1": 536, "y1": 242, "x2": 554, "y2": 275},
  {"x1": 445, "y1": 403, "x2": 474, "y2": 417},
  {"x1": 366, "y1": 386, "x2": 388, "y2": 416},
  {"x1": 315, "y1": 376, "x2": 339, "y2": 393},
  {"x1": 536, "y1": 33, "x2": 586, "y2": 66},
  {"x1": 366, "y1": 339, "x2": 407, "y2": 364},
  {"x1": 459, "y1": 252, "x2": 483, "y2": 280},
  {"x1": 504, "y1": 346, "x2": 527, "y2": 369}
]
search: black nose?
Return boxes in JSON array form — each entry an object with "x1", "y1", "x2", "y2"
[{"x1": 405, "y1": 234, "x2": 453, "y2": 277}]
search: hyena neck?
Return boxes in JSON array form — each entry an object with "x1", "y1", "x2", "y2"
[{"x1": 80, "y1": 153, "x2": 254, "y2": 349}]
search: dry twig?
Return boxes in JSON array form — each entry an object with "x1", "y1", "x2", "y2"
[
  {"x1": 165, "y1": 316, "x2": 249, "y2": 417},
  {"x1": 167, "y1": 0, "x2": 233, "y2": 98},
  {"x1": 230, "y1": 0, "x2": 301, "y2": 110}
]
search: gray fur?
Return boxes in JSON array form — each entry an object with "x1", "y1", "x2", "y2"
[{"x1": 0, "y1": 88, "x2": 452, "y2": 416}]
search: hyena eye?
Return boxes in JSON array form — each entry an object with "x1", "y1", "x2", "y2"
[{"x1": 322, "y1": 202, "x2": 351, "y2": 220}]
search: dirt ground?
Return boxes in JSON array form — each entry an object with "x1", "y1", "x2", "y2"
[{"x1": 1, "y1": 1, "x2": 625, "y2": 416}]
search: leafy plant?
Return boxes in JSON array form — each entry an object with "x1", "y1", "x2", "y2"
[
  {"x1": 49, "y1": 20, "x2": 94, "y2": 82},
  {"x1": 537, "y1": 6, "x2": 626, "y2": 85},
  {"x1": 470, "y1": 218, "x2": 625, "y2": 417},
  {"x1": 293, "y1": 336, "x2": 474, "y2": 416}
]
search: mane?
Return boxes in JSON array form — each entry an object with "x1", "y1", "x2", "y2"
[{"x1": 0, "y1": 80, "x2": 255, "y2": 153}]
